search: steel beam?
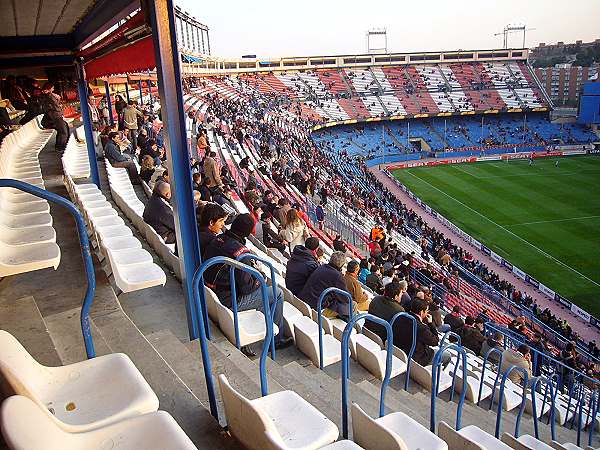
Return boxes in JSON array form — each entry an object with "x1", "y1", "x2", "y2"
[
  {"x1": 104, "y1": 81, "x2": 114, "y2": 126},
  {"x1": 146, "y1": 0, "x2": 202, "y2": 339},
  {"x1": 76, "y1": 61, "x2": 101, "y2": 187}
]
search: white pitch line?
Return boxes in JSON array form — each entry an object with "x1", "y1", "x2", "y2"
[
  {"x1": 506, "y1": 215, "x2": 600, "y2": 227},
  {"x1": 405, "y1": 170, "x2": 600, "y2": 288}
]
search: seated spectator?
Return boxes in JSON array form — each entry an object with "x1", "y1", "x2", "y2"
[
  {"x1": 429, "y1": 299, "x2": 444, "y2": 330},
  {"x1": 381, "y1": 267, "x2": 395, "y2": 287},
  {"x1": 396, "y1": 297, "x2": 450, "y2": 367},
  {"x1": 529, "y1": 333, "x2": 548, "y2": 377},
  {"x1": 192, "y1": 172, "x2": 202, "y2": 191},
  {"x1": 398, "y1": 280, "x2": 411, "y2": 309},
  {"x1": 500, "y1": 344, "x2": 532, "y2": 386},
  {"x1": 365, "y1": 265, "x2": 384, "y2": 295},
  {"x1": 105, "y1": 131, "x2": 140, "y2": 183},
  {"x1": 273, "y1": 198, "x2": 291, "y2": 227},
  {"x1": 279, "y1": 208, "x2": 309, "y2": 253},
  {"x1": 197, "y1": 203, "x2": 228, "y2": 255},
  {"x1": 139, "y1": 155, "x2": 155, "y2": 183},
  {"x1": 143, "y1": 182, "x2": 175, "y2": 245},
  {"x1": 444, "y1": 305, "x2": 464, "y2": 332},
  {"x1": 333, "y1": 234, "x2": 347, "y2": 253},
  {"x1": 203, "y1": 213, "x2": 292, "y2": 356},
  {"x1": 366, "y1": 281, "x2": 404, "y2": 344},
  {"x1": 299, "y1": 251, "x2": 351, "y2": 319},
  {"x1": 480, "y1": 332, "x2": 504, "y2": 364},
  {"x1": 344, "y1": 260, "x2": 370, "y2": 312},
  {"x1": 508, "y1": 316, "x2": 527, "y2": 338},
  {"x1": 285, "y1": 237, "x2": 320, "y2": 297},
  {"x1": 260, "y1": 212, "x2": 287, "y2": 256},
  {"x1": 459, "y1": 316, "x2": 485, "y2": 355},
  {"x1": 358, "y1": 259, "x2": 371, "y2": 284}
]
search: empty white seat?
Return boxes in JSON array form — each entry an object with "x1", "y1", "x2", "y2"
[
  {"x1": 0, "y1": 330, "x2": 159, "y2": 432},
  {"x1": 352, "y1": 403, "x2": 447, "y2": 450},
  {"x1": 294, "y1": 318, "x2": 341, "y2": 368},
  {"x1": 438, "y1": 422, "x2": 511, "y2": 450},
  {"x1": 219, "y1": 374, "x2": 338, "y2": 450},
  {"x1": 0, "y1": 241, "x2": 60, "y2": 277},
  {"x1": 107, "y1": 248, "x2": 154, "y2": 266},
  {"x1": 215, "y1": 301, "x2": 279, "y2": 347},
  {"x1": 111, "y1": 262, "x2": 167, "y2": 293},
  {"x1": 0, "y1": 395, "x2": 197, "y2": 450},
  {"x1": 282, "y1": 301, "x2": 303, "y2": 339},
  {"x1": 0, "y1": 224, "x2": 55, "y2": 245},
  {"x1": 319, "y1": 440, "x2": 364, "y2": 449},
  {"x1": 501, "y1": 433, "x2": 554, "y2": 450},
  {"x1": 356, "y1": 338, "x2": 406, "y2": 380}
]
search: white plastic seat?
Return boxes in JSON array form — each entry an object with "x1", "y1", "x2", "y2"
[
  {"x1": 218, "y1": 374, "x2": 338, "y2": 450},
  {"x1": 95, "y1": 224, "x2": 134, "y2": 241},
  {"x1": 438, "y1": 422, "x2": 512, "y2": 450},
  {"x1": 215, "y1": 301, "x2": 279, "y2": 347},
  {"x1": 282, "y1": 301, "x2": 303, "y2": 339},
  {"x1": 0, "y1": 395, "x2": 197, "y2": 450},
  {"x1": 356, "y1": 338, "x2": 406, "y2": 380},
  {"x1": 447, "y1": 367, "x2": 493, "y2": 403},
  {"x1": 107, "y1": 248, "x2": 154, "y2": 266},
  {"x1": 501, "y1": 433, "x2": 554, "y2": 450},
  {"x1": 111, "y1": 262, "x2": 167, "y2": 293},
  {"x1": 100, "y1": 236, "x2": 142, "y2": 253},
  {"x1": 525, "y1": 390, "x2": 552, "y2": 419},
  {"x1": 0, "y1": 241, "x2": 60, "y2": 276},
  {"x1": 0, "y1": 224, "x2": 55, "y2": 245},
  {"x1": 410, "y1": 361, "x2": 454, "y2": 393},
  {"x1": 352, "y1": 403, "x2": 448, "y2": 450},
  {"x1": 0, "y1": 330, "x2": 159, "y2": 432},
  {"x1": 319, "y1": 440, "x2": 364, "y2": 449},
  {"x1": 553, "y1": 443, "x2": 583, "y2": 450},
  {"x1": 492, "y1": 381, "x2": 525, "y2": 411},
  {"x1": 0, "y1": 211, "x2": 53, "y2": 228},
  {"x1": 294, "y1": 318, "x2": 341, "y2": 368}
]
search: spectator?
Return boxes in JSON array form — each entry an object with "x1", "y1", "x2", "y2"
[
  {"x1": 381, "y1": 267, "x2": 395, "y2": 287},
  {"x1": 123, "y1": 100, "x2": 143, "y2": 150},
  {"x1": 398, "y1": 280, "x2": 411, "y2": 309},
  {"x1": 196, "y1": 130, "x2": 209, "y2": 158},
  {"x1": 396, "y1": 297, "x2": 450, "y2": 367},
  {"x1": 39, "y1": 82, "x2": 69, "y2": 152},
  {"x1": 273, "y1": 198, "x2": 291, "y2": 227},
  {"x1": 203, "y1": 150, "x2": 222, "y2": 189},
  {"x1": 344, "y1": 260, "x2": 370, "y2": 312},
  {"x1": 143, "y1": 182, "x2": 176, "y2": 245},
  {"x1": 260, "y1": 212, "x2": 288, "y2": 256},
  {"x1": 529, "y1": 333, "x2": 548, "y2": 377},
  {"x1": 315, "y1": 203, "x2": 325, "y2": 230},
  {"x1": 333, "y1": 234, "x2": 347, "y2": 253},
  {"x1": 444, "y1": 305, "x2": 464, "y2": 333},
  {"x1": 114, "y1": 94, "x2": 127, "y2": 129},
  {"x1": 139, "y1": 155, "x2": 155, "y2": 183},
  {"x1": 279, "y1": 208, "x2": 309, "y2": 253},
  {"x1": 358, "y1": 259, "x2": 371, "y2": 284},
  {"x1": 365, "y1": 265, "x2": 384, "y2": 295},
  {"x1": 429, "y1": 299, "x2": 444, "y2": 330},
  {"x1": 285, "y1": 236, "x2": 320, "y2": 296},
  {"x1": 299, "y1": 251, "x2": 351, "y2": 319},
  {"x1": 104, "y1": 131, "x2": 140, "y2": 183},
  {"x1": 203, "y1": 213, "x2": 292, "y2": 356},
  {"x1": 197, "y1": 203, "x2": 228, "y2": 255},
  {"x1": 480, "y1": 332, "x2": 504, "y2": 364},
  {"x1": 459, "y1": 316, "x2": 485, "y2": 355},
  {"x1": 366, "y1": 281, "x2": 404, "y2": 344},
  {"x1": 508, "y1": 316, "x2": 527, "y2": 338},
  {"x1": 500, "y1": 344, "x2": 532, "y2": 386}
]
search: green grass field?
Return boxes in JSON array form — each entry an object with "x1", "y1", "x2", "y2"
[{"x1": 392, "y1": 155, "x2": 600, "y2": 317}]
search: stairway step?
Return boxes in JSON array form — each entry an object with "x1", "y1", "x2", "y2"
[{"x1": 0, "y1": 295, "x2": 61, "y2": 366}]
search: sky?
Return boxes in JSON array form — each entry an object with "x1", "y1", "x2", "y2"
[{"x1": 176, "y1": 0, "x2": 600, "y2": 58}]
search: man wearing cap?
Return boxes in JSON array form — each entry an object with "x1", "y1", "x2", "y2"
[{"x1": 203, "y1": 213, "x2": 291, "y2": 356}]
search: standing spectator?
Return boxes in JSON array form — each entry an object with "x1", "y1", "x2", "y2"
[
  {"x1": 315, "y1": 203, "x2": 325, "y2": 230},
  {"x1": 39, "y1": 82, "x2": 69, "y2": 152},
  {"x1": 203, "y1": 150, "x2": 223, "y2": 190},
  {"x1": 196, "y1": 129, "x2": 209, "y2": 158},
  {"x1": 529, "y1": 333, "x2": 548, "y2": 377},
  {"x1": 366, "y1": 281, "x2": 404, "y2": 344},
  {"x1": 123, "y1": 100, "x2": 143, "y2": 151},
  {"x1": 114, "y1": 94, "x2": 127, "y2": 130},
  {"x1": 279, "y1": 209, "x2": 309, "y2": 253},
  {"x1": 273, "y1": 198, "x2": 291, "y2": 227},
  {"x1": 285, "y1": 237, "x2": 320, "y2": 296},
  {"x1": 333, "y1": 234, "x2": 347, "y2": 253},
  {"x1": 344, "y1": 260, "x2": 370, "y2": 312}
]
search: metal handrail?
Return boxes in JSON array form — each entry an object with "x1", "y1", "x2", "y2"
[
  {"x1": 495, "y1": 365, "x2": 529, "y2": 438},
  {"x1": 430, "y1": 343, "x2": 468, "y2": 432},
  {"x1": 477, "y1": 347, "x2": 503, "y2": 407},
  {"x1": 317, "y1": 287, "x2": 353, "y2": 370},
  {"x1": 530, "y1": 376, "x2": 556, "y2": 441},
  {"x1": 389, "y1": 312, "x2": 416, "y2": 390},
  {"x1": 236, "y1": 253, "x2": 282, "y2": 359},
  {"x1": 192, "y1": 256, "x2": 277, "y2": 421},
  {"x1": 0, "y1": 179, "x2": 97, "y2": 359},
  {"x1": 341, "y1": 313, "x2": 394, "y2": 439}
]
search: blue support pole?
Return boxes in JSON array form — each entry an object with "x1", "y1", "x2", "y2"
[
  {"x1": 104, "y1": 80, "x2": 114, "y2": 127},
  {"x1": 147, "y1": 0, "x2": 202, "y2": 340},
  {"x1": 138, "y1": 80, "x2": 143, "y2": 104},
  {"x1": 75, "y1": 60, "x2": 101, "y2": 188},
  {"x1": 125, "y1": 78, "x2": 130, "y2": 102}
]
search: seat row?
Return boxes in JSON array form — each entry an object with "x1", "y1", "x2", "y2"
[
  {"x1": 0, "y1": 330, "x2": 196, "y2": 449},
  {"x1": 0, "y1": 117, "x2": 60, "y2": 277}
]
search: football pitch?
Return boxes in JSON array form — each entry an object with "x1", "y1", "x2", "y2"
[{"x1": 391, "y1": 155, "x2": 600, "y2": 317}]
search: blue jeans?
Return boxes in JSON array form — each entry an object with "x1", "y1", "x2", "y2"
[{"x1": 237, "y1": 286, "x2": 284, "y2": 343}]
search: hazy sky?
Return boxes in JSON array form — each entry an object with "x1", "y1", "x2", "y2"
[{"x1": 176, "y1": 0, "x2": 599, "y2": 58}]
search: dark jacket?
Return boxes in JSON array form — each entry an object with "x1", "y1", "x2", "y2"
[
  {"x1": 142, "y1": 193, "x2": 175, "y2": 244},
  {"x1": 459, "y1": 325, "x2": 485, "y2": 355},
  {"x1": 105, "y1": 139, "x2": 129, "y2": 163},
  {"x1": 365, "y1": 272, "x2": 384, "y2": 294},
  {"x1": 396, "y1": 313, "x2": 440, "y2": 367},
  {"x1": 285, "y1": 245, "x2": 319, "y2": 296},
  {"x1": 198, "y1": 227, "x2": 217, "y2": 257},
  {"x1": 202, "y1": 230, "x2": 258, "y2": 307},
  {"x1": 444, "y1": 313, "x2": 464, "y2": 332},
  {"x1": 366, "y1": 295, "x2": 405, "y2": 344},
  {"x1": 298, "y1": 263, "x2": 349, "y2": 314}
]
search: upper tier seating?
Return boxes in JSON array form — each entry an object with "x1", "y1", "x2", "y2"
[{"x1": 0, "y1": 117, "x2": 60, "y2": 277}]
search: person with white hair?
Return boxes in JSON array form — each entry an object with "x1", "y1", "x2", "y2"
[{"x1": 298, "y1": 251, "x2": 352, "y2": 320}]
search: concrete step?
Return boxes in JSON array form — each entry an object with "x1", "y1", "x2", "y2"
[{"x1": 0, "y1": 294, "x2": 61, "y2": 366}]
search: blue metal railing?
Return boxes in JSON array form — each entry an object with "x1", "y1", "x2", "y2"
[
  {"x1": 192, "y1": 256, "x2": 277, "y2": 420},
  {"x1": 430, "y1": 343, "x2": 468, "y2": 432},
  {"x1": 341, "y1": 313, "x2": 394, "y2": 439},
  {"x1": 389, "y1": 312, "x2": 416, "y2": 391},
  {"x1": 494, "y1": 366, "x2": 529, "y2": 438},
  {"x1": 0, "y1": 179, "x2": 97, "y2": 358},
  {"x1": 317, "y1": 287, "x2": 353, "y2": 370},
  {"x1": 531, "y1": 376, "x2": 557, "y2": 441},
  {"x1": 588, "y1": 391, "x2": 599, "y2": 447},
  {"x1": 477, "y1": 347, "x2": 504, "y2": 407}
]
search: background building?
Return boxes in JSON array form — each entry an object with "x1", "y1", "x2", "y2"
[{"x1": 535, "y1": 65, "x2": 598, "y2": 107}]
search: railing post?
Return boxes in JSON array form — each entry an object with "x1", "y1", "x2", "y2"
[
  {"x1": 318, "y1": 287, "x2": 353, "y2": 370},
  {"x1": 104, "y1": 80, "x2": 114, "y2": 127},
  {"x1": 495, "y1": 366, "x2": 529, "y2": 438},
  {"x1": 389, "y1": 312, "x2": 416, "y2": 391}
]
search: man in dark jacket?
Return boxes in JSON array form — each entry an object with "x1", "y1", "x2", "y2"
[
  {"x1": 197, "y1": 203, "x2": 228, "y2": 258},
  {"x1": 395, "y1": 298, "x2": 450, "y2": 367},
  {"x1": 285, "y1": 237, "x2": 320, "y2": 296},
  {"x1": 443, "y1": 305, "x2": 464, "y2": 333},
  {"x1": 365, "y1": 265, "x2": 384, "y2": 295},
  {"x1": 261, "y1": 212, "x2": 287, "y2": 256},
  {"x1": 203, "y1": 213, "x2": 291, "y2": 356},
  {"x1": 459, "y1": 316, "x2": 485, "y2": 355},
  {"x1": 143, "y1": 182, "x2": 176, "y2": 244},
  {"x1": 39, "y1": 82, "x2": 69, "y2": 152},
  {"x1": 366, "y1": 282, "x2": 405, "y2": 344},
  {"x1": 298, "y1": 251, "x2": 351, "y2": 318}
]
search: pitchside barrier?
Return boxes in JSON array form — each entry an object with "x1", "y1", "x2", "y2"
[{"x1": 381, "y1": 149, "x2": 600, "y2": 336}]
